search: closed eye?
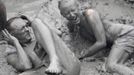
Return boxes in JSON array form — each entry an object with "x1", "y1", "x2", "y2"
[{"x1": 21, "y1": 26, "x2": 25, "y2": 30}]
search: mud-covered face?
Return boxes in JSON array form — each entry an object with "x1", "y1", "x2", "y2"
[
  {"x1": 59, "y1": 1, "x2": 80, "y2": 24},
  {"x1": 10, "y1": 18, "x2": 32, "y2": 43},
  {"x1": 60, "y1": 6, "x2": 78, "y2": 21}
]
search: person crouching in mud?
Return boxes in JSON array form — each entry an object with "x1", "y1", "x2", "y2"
[
  {"x1": 3, "y1": 15, "x2": 80, "y2": 75},
  {"x1": 59, "y1": 0, "x2": 134, "y2": 75}
]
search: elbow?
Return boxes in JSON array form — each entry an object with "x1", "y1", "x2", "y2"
[
  {"x1": 18, "y1": 62, "x2": 32, "y2": 71},
  {"x1": 23, "y1": 64, "x2": 32, "y2": 70}
]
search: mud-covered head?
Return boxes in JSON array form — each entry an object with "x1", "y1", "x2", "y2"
[
  {"x1": 6, "y1": 15, "x2": 32, "y2": 44},
  {"x1": 58, "y1": 0, "x2": 80, "y2": 24}
]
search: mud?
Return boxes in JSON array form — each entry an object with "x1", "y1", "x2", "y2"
[{"x1": 0, "y1": 0, "x2": 134, "y2": 75}]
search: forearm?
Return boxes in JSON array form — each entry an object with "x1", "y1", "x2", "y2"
[
  {"x1": 13, "y1": 40, "x2": 32, "y2": 69},
  {"x1": 84, "y1": 42, "x2": 106, "y2": 58}
]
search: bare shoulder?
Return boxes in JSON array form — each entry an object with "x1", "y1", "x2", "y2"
[{"x1": 83, "y1": 9, "x2": 97, "y2": 16}]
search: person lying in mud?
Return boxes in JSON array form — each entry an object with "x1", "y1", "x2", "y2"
[
  {"x1": 3, "y1": 15, "x2": 80, "y2": 75},
  {"x1": 59, "y1": 0, "x2": 134, "y2": 75}
]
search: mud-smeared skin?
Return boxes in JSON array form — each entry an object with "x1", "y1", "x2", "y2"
[
  {"x1": 51, "y1": 29, "x2": 81, "y2": 75},
  {"x1": 2, "y1": 0, "x2": 134, "y2": 75},
  {"x1": 0, "y1": 0, "x2": 6, "y2": 31},
  {"x1": 31, "y1": 19, "x2": 81, "y2": 75}
]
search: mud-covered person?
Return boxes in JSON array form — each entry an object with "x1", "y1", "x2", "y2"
[
  {"x1": 59, "y1": 0, "x2": 134, "y2": 75},
  {"x1": 4, "y1": 14, "x2": 80, "y2": 75}
]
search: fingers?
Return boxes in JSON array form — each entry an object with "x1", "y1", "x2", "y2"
[
  {"x1": 4, "y1": 29, "x2": 12, "y2": 38},
  {"x1": 2, "y1": 30, "x2": 9, "y2": 38},
  {"x1": 2, "y1": 29, "x2": 12, "y2": 39},
  {"x1": 4, "y1": 29, "x2": 11, "y2": 36},
  {"x1": 2, "y1": 30, "x2": 10, "y2": 42}
]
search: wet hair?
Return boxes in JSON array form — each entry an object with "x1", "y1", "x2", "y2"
[{"x1": 6, "y1": 15, "x2": 31, "y2": 31}]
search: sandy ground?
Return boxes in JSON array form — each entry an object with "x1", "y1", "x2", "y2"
[{"x1": 0, "y1": 0, "x2": 134, "y2": 75}]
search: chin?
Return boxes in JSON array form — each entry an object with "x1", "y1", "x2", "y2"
[
  {"x1": 19, "y1": 36, "x2": 32, "y2": 44},
  {"x1": 21, "y1": 39, "x2": 31, "y2": 44},
  {"x1": 26, "y1": 36, "x2": 32, "y2": 42}
]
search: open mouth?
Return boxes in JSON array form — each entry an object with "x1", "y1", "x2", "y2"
[
  {"x1": 68, "y1": 15, "x2": 77, "y2": 20},
  {"x1": 70, "y1": 16, "x2": 80, "y2": 24}
]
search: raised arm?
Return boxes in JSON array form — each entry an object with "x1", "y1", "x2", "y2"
[
  {"x1": 3, "y1": 30, "x2": 32, "y2": 70},
  {"x1": 80, "y1": 9, "x2": 106, "y2": 59}
]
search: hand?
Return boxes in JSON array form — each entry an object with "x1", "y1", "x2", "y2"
[
  {"x1": 79, "y1": 49, "x2": 89, "y2": 60},
  {"x1": 2, "y1": 29, "x2": 18, "y2": 43},
  {"x1": 79, "y1": 50, "x2": 86, "y2": 60}
]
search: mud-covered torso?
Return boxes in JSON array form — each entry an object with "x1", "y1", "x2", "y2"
[
  {"x1": 6, "y1": 40, "x2": 46, "y2": 60},
  {"x1": 102, "y1": 20, "x2": 134, "y2": 43},
  {"x1": 76, "y1": 12, "x2": 131, "y2": 43},
  {"x1": 103, "y1": 22, "x2": 123, "y2": 43}
]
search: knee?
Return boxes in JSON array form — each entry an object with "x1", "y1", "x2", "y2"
[{"x1": 105, "y1": 61, "x2": 117, "y2": 72}]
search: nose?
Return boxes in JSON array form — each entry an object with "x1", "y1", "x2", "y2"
[{"x1": 70, "y1": 12, "x2": 75, "y2": 17}]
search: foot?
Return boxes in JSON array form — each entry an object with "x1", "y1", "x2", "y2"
[{"x1": 45, "y1": 58, "x2": 62, "y2": 74}]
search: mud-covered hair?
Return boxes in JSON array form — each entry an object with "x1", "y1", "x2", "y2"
[{"x1": 6, "y1": 15, "x2": 31, "y2": 31}]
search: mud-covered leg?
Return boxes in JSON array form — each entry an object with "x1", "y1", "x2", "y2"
[
  {"x1": 105, "y1": 46, "x2": 134, "y2": 75},
  {"x1": 49, "y1": 26, "x2": 81, "y2": 75},
  {"x1": 31, "y1": 18, "x2": 62, "y2": 74}
]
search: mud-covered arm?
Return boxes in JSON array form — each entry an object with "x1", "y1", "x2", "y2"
[
  {"x1": 3, "y1": 30, "x2": 32, "y2": 70},
  {"x1": 13, "y1": 39, "x2": 32, "y2": 69},
  {"x1": 80, "y1": 9, "x2": 106, "y2": 59}
]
